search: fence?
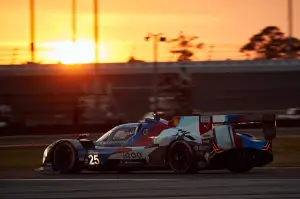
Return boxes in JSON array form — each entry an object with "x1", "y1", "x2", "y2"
[
  {"x1": 1, "y1": 63, "x2": 300, "y2": 136},
  {"x1": 0, "y1": 46, "x2": 61, "y2": 65},
  {"x1": 0, "y1": 42, "x2": 253, "y2": 65},
  {"x1": 0, "y1": 92, "x2": 124, "y2": 136}
]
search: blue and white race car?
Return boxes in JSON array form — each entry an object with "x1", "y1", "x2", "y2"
[{"x1": 38, "y1": 113, "x2": 276, "y2": 174}]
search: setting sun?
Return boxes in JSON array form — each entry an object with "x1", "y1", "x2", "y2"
[{"x1": 46, "y1": 40, "x2": 109, "y2": 64}]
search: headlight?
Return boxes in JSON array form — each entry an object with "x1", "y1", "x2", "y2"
[{"x1": 42, "y1": 147, "x2": 50, "y2": 164}]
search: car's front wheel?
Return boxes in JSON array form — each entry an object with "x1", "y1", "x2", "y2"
[
  {"x1": 52, "y1": 141, "x2": 81, "y2": 173},
  {"x1": 167, "y1": 140, "x2": 198, "y2": 174}
]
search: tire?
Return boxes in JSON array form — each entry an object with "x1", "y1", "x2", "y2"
[
  {"x1": 167, "y1": 140, "x2": 198, "y2": 174},
  {"x1": 227, "y1": 149, "x2": 254, "y2": 173},
  {"x1": 52, "y1": 141, "x2": 81, "y2": 173}
]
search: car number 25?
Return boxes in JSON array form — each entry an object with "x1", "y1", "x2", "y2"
[{"x1": 88, "y1": 154, "x2": 100, "y2": 165}]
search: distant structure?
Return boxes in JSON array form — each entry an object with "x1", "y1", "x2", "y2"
[
  {"x1": 147, "y1": 32, "x2": 200, "y2": 117},
  {"x1": 77, "y1": 83, "x2": 123, "y2": 125},
  {"x1": 10, "y1": 48, "x2": 19, "y2": 65},
  {"x1": 127, "y1": 56, "x2": 145, "y2": 63},
  {"x1": 167, "y1": 31, "x2": 204, "y2": 62},
  {"x1": 127, "y1": 45, "x2": 145, "y2": 63}
]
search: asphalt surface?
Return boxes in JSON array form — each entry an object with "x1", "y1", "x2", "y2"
[
  {"x1": 0, "y1": 127, "x2": 299, "y2": 147},
  {"x1": 0, "y1": 168, "x2": 300, "y2": 199}
]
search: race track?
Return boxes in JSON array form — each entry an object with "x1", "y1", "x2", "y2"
[
  {"x1": 0, "y1": 168, "x2": 300, "y2": 199},
  {"x1": 1, "y1": 128, "x2": 300, "y2": 198}
]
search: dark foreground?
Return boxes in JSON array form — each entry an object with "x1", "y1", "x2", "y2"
[{"x1": 0, "y1": 168, "x2": 300, "y2": 199}]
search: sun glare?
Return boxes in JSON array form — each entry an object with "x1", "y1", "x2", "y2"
[{"x1": 47, "y1": 40, "x2": 109, "y2": 64}]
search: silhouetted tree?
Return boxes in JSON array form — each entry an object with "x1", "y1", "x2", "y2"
[
  {"x1": 127, "y1": 56, "x2": 145, "y2": 63},
  {"x1": 167, "y1": 31, "x2": 204, "y2": 61},
  {"x1": 240, "y1": 26, "x2": 300, "y2": 60}
]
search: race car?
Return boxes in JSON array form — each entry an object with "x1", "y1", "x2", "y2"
[{"x1": 38, "y1": 113, "x2": 276, "y2": 174}]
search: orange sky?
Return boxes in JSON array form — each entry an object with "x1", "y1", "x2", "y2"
[{"x1": 0, "y1": 0, "x2": 299, "y2": 64}]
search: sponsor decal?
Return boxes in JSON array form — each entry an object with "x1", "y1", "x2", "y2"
[
  {"x1": 201, "y1": 116, "x2": 211, "y2": 123},
  {"x1": 123, "y1": 151, "x2": 143, "y2": 159},
  {"x1": 98, "y1": 140, "x2": 127, "y2": 145},
  {"x1": 88, "y1": 154, "x2": 100, "y2": 165},
  {"x1": 143, "y1": 129, "x2": 149, "y2": 135}
]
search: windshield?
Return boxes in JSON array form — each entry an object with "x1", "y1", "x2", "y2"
[{"x1": 96, "y1": 126, "x2": 119, "y2": 142}]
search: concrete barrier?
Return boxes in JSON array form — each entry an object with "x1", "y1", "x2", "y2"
[{"x1": 1, "y1": 60, "x2": 300, "y2": 121}]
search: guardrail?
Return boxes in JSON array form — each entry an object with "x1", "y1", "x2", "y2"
[
  {"x1": 0, "y1": 123, "x2": 117, "y2": 137},
  {"x1": 1, "y1": 118, "x2": 300, "y2": 137}
]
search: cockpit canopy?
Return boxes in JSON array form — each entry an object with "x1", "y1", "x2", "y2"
[{"x1": 96, "y1": 124, "x2": 138, "y2": 143}]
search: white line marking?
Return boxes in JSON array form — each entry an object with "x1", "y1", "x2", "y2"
[
  {"x1": 1, "y1": 178, "x2": 300, "y2": 182},
  {"x1": 0, "y1": 134, "x2": 79, "y2": 139},
  {"x1": 247, "y1": 179, "x2": 300, "y2": 181},
  {"x1": 0, "y1": 144, "x2": 48, "y2": 148},
  {"x1": 0, "y1": 178, "x2": 170, "y2": 181}
]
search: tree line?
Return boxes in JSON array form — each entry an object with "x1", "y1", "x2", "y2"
[
  {"x1": 240, "y1": 26, "x2": 300, "y2": 60},
  {"x1": 129, "y1": 26, "x2": 300, "y2": 62}
]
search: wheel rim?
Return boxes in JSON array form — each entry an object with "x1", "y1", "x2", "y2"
[
  {"x1": 54, "y1": 143, "x2": 75, "y2": 172},
  {"x1": 169, "y1": 142, "x2": 191, "y2": 172}
]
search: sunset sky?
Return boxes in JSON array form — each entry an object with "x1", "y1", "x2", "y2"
[{"x1": 0, "y1": 0, "x2": 299, "y2": 64}]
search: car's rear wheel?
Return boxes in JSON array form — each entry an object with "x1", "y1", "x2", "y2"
[
  {"x1": 168, "y1": 140, "x2": 198, "y2": 174},
  {"x1": 52, "y1": 141, "x2": 81, "y2": 173},
  {"x1": 227, "y1": 149, "x2": 254, "y2": 173}
]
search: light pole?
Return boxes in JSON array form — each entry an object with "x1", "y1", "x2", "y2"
[
  {"x1": 93, "y1": 0, "x2": 100, "y2": 110},
  {"x1": 94, "y1": 0, "x2": 99, "y2": 65},
  {"x1": 29, "y1": 0, "x2": 35, "y2": 63},
  {"x1": 72, "y1": 0, "x2": 77, "y2": 44},
  {"x1": 287, "y1": 0, "x2": 293, "y2": 58},
  {"x1": 144, "y1": 33, "x2": 166, "y2": 113}
]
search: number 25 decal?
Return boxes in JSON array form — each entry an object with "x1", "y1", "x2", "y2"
[{"x1": 88, "y1": 154, "x2": 100, "y2": 165}]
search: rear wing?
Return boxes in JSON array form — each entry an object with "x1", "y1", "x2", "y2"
[{"x1": 169, "y1": 113, "x2": 276, "y2": 140}]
